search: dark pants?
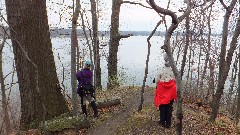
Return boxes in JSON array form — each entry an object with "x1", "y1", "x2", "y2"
[
  {"x1": 159, "y1": 100, "x2": 174, "y2": 127},
  {"x1": 80, "y1": 94, "x2": 98, "y2": 117}
]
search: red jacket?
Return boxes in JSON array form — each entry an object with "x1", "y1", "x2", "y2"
[{"x1": 154, "y1": 80, "x2": 177, "y2": 108}]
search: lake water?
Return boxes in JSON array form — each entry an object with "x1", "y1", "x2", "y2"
[
  {"x1": 2, "y1": 35, "x2": 233, "y2": 95},
  {"x1": 51, "y1": 36, "x2": 166, "y2": 90},
  {"x1": 2, "y1": 36, "x2": 173, "y2": 94}
]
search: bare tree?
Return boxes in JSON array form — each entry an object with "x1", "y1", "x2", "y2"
[
  {"x1": 5, "y1": 0, "x2": 69, "y2": 129},
  {"x1": 71, "y1": 0, "x2": 80, "y2": 116},
  {"x1": 0, "y1": 27, "x2": 11, "y2": 134},
  {"x1": 209, "y1": 0, "x2": 240, "y2": 122},
  {"x1": 148, "y1": 0, "x2": 192, "y2": 134},
  {"x1": 234, "y1": 0, "x2": 240, "y2": 124},
  {"x1": 108, "y1": 0, "x2": 146, "y2": 89},
  {"x1": 200, "y1": 6, "x2": 213, "y2": 99},
  {"x1": 180, "y1": 14, "x2": 190, "y2": 80},
  {"x1": 108, "y1": 0, "x2": 125, "y2": 89},
  {"x1": 90, "y1": 0, "x2": 102, "y2": 90},
  {"x1": 79, "y1": 8, "x2": 93, "y2": 70},
  {"x1": 235, "y1": 52, "x2": 240, "y2": 124},
  {"x1": 226, "y1": 53, "x2": 238, "y2": 111},
  {"x1": 138, "y1": 20, "x2": 162, "y2": 111},
  {"x1": 208, "y1": 58, "x2": 215, "y2": 101},
  {"x1": 186, "y1": 33, "x2": 192, "y2": 93}
]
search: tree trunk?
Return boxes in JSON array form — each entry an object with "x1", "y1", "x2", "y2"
[
  {"x1": 90, "y1": 0, "x2": 102, "y2": 90},
  {"x1": 138, "y1": 21, "x2": 161, "y2": 111},
  {"x1": 180, "y1": 15, "x2": 190, "y2": 79},
  {"x1": 235, "y1": 52, "x2": 240, "y2": 124},
  {"x1": 71, "y1": 0, "x2": 80, "y2": 116},
  {"x1": 226, "y1": 54, "x2": 238, "y2": 111},
  {"x1": 97, "y1": 98, "x2": 121, "y2": 109},
  {"x1": 148, "y1": 1, "x2": 192, "y2": 134},
  {"x1": 197, "y1": 42, "x2": 202, "y2": 89},
  {"x1": 186, "y1": 33, "x2": 192, "y2": 94},
  {"x1": 0, "y1": 28, "x2": 11, "y2": 134},
  {"x1": 176, "y1": 42, "x2": 182, "y2": 63},
  {"x1": 5, "y1": 0, "x2": 69, "y2": 129},
  {"x1": 108, "y1": 0, "x2": 122, "y2": 89},
  {"x1": 79, "y1": 8, "x2": 93, "y2": 71},
  {"x1": 209, "y1": 0, "x2": 239, "y2": 122},
  {"x1": 203, "y1": 7, "x2": 213, "y2": 101},
  {"x1": 235, "y1": 13, "x2": 240, "y2": 122},
  {"x1": 207, "y1": 58, "x2": 215, "y2": 101}
]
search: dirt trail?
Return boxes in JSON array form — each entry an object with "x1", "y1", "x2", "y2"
[{"x1": 84, "y1": 88, "x2": 154, "y2": 135}]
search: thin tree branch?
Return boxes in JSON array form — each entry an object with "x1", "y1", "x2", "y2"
[
  {"x1": 193, "y1": 0, "x2": 215, "y2": 7},
  {"x1": 138, "y1": 19, "x2": 163, "y2": 111},
  {"x1": 219, "y1": 0, "x2": 228, "y2": 9},
  {"x1": 0, "y1": 27, "x2": 7, "y2": 50},
  {"x1": 57, "y1": 53, "x2": 66, "y2": 95},
  {"x1": 3, "y1": 70, "x2": 15, "y2": 80},
  {"x1": 203, "y1": 0, "x2": 217, "y2": 11},
  {"x1": 121, "y1": 1, "x2": 152, "y2": 9},
  {"x1": 178, "y1": 0, "x2": 192, "y2": 22},
  {"x1": 80, "y1": 7, "x2": 94, "y2": 70},
  {"x1": 119, "y1": 34, "x2": 133, "y2": 39},
  {"x1": 148, "y1": 0, "x2": 178, "y2": 24}
]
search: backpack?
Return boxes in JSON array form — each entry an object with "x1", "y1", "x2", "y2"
[{"x1": 77, "y1": 70, "x2": 95, "y2": 96}]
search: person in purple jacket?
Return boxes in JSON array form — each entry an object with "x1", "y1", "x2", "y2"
[{"x1": 76, "y1": 60, "x2": 98, "y2": 118}]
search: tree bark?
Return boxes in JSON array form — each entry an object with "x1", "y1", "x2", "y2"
[
  {"x1": 234, "y1": 1, "x2": 240, "y2": 124},
  {"x1": 5, "y1": 0, "x2": 69, "y2": 129},
  {"x1": 210, "y1": 0, "x2": 239, "y2": 122},
  {"x1": 208, "y1": 58, "x2": 215, "y2": 101},
  {"x1": 90, "y1": 0, "x2": 102, "y2": 90},
  {"x1": 108, "y1": 0, "x2": 122, "y2": 89},
  {"x1": 79, "y1": 8, "x2": 93, "y2": 71},
  {"x1": 209, "y1": 0, "x2": 239, "y2": 122},
  {"x1": 235, "y1": 52, "x2": 240, "y2": 124},
  {"x1": 97, "y1": 98, "x2": 121, "y2": 109},
  {"x1": 148, "y1": 0, "x2": 192, "y2": 134},
  {"x1": 180, "y1": 15, "x2": 190, "y2": 79},
  {"x1": 226, "y1": 54, "x2": 238, "y2": 111},
  {"x1": 0, "y1": 27, "x2": 11, "y2": 134},
  {"x1": 186, "y1": 32, "x2": 192, "y2": 94},
  {"x1": 197, "y1": 41, "x2": 202, "y2": 93},
  {"x1": 138, "y1": 20, "x2": 162, "y2": 111},
  {"x1": 201, "y1": 6, "x2": 212, "y2": 100},
  {"x1": 71, "y1": 0, "x2": 80, "y2": 116}
]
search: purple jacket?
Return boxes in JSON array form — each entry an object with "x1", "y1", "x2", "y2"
[{"x1": 76, "y1": 68, "x2": 93, "y2": 86}]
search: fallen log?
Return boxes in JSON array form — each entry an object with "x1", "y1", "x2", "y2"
[
  {"x1": 97, "y1": 98, "x2": 121, "y2": 109},
  {"x1": 75, "y1": 118, "x2": 90, "y2": 129}
]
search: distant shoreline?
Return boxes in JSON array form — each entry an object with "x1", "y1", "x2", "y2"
[{"x1": 0, "y1": 27, "x2": 223, "y2": 38}]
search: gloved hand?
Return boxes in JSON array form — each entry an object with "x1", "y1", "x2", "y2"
[{"x1": 153, "y1": 78, "x2": 155, "y2": 83}]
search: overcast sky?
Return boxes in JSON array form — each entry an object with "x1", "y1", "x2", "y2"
[
  {"x1": 46, "y1": 0, "x2": 227, "y2": 32},
  {"x1": 0, "y1": 0, "x2": 231, "y2": 33}
]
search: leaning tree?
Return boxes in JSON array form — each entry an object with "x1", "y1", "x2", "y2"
[
  {"x1": 5, "y1": 0, "x2": 69, "y2": 129},
  {"x1": 209, "y1": 0, "x2": 240, "y2": 122},
  {"x1": 147, "y1": 0, "x2": 192, "y2": 134}
]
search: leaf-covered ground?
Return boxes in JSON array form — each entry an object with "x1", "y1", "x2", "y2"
[
  {"x1": 13, "y1": 86, "x2": 239, "y2": 135},
  {"x1": 77, "y1": 87, "x2": 237, "y2": 135}
]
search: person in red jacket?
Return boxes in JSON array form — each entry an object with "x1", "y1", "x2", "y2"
[{"x1": 154, "y1": 54, "x2": 177, "y2": 128}]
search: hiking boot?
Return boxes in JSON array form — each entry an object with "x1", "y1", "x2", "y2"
[
  {"x1": 93, "y1": 113, "x2": 99, "y2": 118},
  {"x1": 91, "y1": 101, "x2": 98, "y2": 118},
  {"x1": 166, "y1": 120, "x2": 171, "y2": 128},
  {"x1": 81, "y1": 105, "x2": 88, "y2": 117},
  {"x1": 166, "y1": 125, "x2": 171, "y2": 128},
  {"x1": 158, "y1": 121, "x2": 166, "y2": 127}
]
